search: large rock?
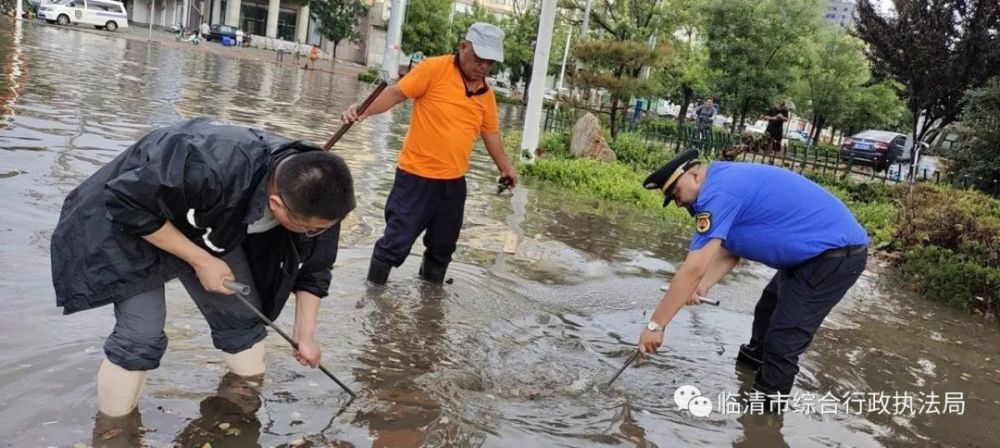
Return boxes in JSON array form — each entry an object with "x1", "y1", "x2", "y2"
[{"x1": 570, "y1": 113, "x2": 616, "y2": 162}]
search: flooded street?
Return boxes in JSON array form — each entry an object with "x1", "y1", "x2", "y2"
[{"x1": 2, "y1": 20, "x2": 999, "y2": 447}]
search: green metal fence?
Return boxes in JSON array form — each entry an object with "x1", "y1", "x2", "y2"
[{"x1": 540, "y1": 108, "x2": 999, "y2": 195}]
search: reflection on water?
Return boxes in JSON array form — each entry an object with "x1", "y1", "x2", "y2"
[{"x1": 1, "y1": 18, "x2": 999, "y2": 448}]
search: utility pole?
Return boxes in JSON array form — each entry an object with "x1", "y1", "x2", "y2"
[
  {"x1": 557, "y1": 28, "x2": 572, "y2": 92},
  {"x1": 148, "y1": 0, "x2": 155, "y2": 40},
  {"x1": 182, "y1": 0, "x2": 189, "y2": 33},
  {"x1": 520, "y1": 0, "x2": 557, "y2": 162},
  {"x1": 381, "y1": 0, "x2": 409, "y2": 82}
]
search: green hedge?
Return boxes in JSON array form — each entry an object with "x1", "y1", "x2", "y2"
[
  {"x1": 357, "y1": 67, "x2": 379, "y2": 83},
  {"x1": 902, "y1": 246, "x2": 1000, "y2": 312},
  {"x1": 517, "y1": 157, "x2": 689, "y2": 222},
  {"x1": 609, "y1": 133, "x2": 673, "y2": 172}
]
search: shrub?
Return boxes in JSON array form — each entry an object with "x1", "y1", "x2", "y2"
[
  {"x1": 851, "y1": 201, "x2": 898, "y2": 248},
  {"x1": 502, "y1": 130, "x2": 524, "y2": 160},
  {"x1": 895, "y1": 185, "x2": 1000, "y2": 267},
  {"x1": 496, "y1": 94, "x2": 524, "y2": 105},
  {"x1": 903, "y1": 246, "x2": 1000, "y2": 315},
  {"x1": 539, "y1": 131, "x2": 571, "y2": 158},
  {"x1": 358, "y1": 67, "x2": 379, "y2": 83},
  {"x1": 638, "y1": 117, "x2": 680, "y2": 137},
  {"x1": 610, "y1": 133, "x2": 671, "y2": 171},
  {"x1": 501, "y1": 130, "x2": 572, "y2": 160},
  {"x1": 948, "y1": 77, "x2": 1000, "y2": 197}
]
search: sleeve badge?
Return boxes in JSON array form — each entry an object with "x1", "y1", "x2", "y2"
[{"x1": 695, "y1": 212, "x2": 712, "y2": 233}]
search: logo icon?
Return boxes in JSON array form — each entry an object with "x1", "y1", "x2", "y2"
[{"x1": 674, "y1": 384, "x2": 713, "y2": 417}]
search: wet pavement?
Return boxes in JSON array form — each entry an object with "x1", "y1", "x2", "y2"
[{"x1": 1, "y1": 18, "x2": 999, "y2": 448}]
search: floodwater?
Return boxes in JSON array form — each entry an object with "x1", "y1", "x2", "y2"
[{"x1": 1, "y1": 19, "x2": 999, "y2": 448}]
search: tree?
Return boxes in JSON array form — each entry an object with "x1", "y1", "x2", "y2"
[
  {"x1": 501, "y1": 2, "x2": 539, "y2": 91},
  {"x1": 792, "y1": 29, "x2": 869, "y2": 144},
  {"x1": 854, "y1": 0, "x2": 1000, "y2": 142},
  {"x1": 658, "y1": 35, "x2": 713, "y2": 125},
  {"x1": 448, "y1": 1, "x2": 491, "y2": 46},
  {"x1": 306, "y1": 0, "x2": 368, "y2": 61},
  {"x1": 401, "y1": 0, "x2": 453, "y2": 56},
  {"x1": 701, "y1": 0, "x2": 822, "y2": 132},
  {"x1": 949, "y1": 77, "x2": 1000, "y2": 194},
  {"x1": 562, "y1": 0, "x2": 674, "y2": 138},
  {"x1": 574, "y1": 40, "x2": 663, "y2": 138},
  {"x1": 656, "y1": 0, "x2": 715, "y2": 124},
  {"x1": 836, "y1": 81, "x2": 909, "y2": 137}
]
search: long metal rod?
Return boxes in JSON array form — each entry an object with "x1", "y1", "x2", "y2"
[
  {"x1": 659, "y1": 284, "x2": 720, "y2": 306},
  {"x1": 323, "y1": 81, "x2": 388, "y2": 151},
  {"x1": 606, "y1": 350, "x2": 639, "y2": 387},
  {"x1": 224, "y1": 280, "x2": 357, "y2": 398},
  {"x1": 605, "y1": 283, "x2": 722, "y2": 387}
]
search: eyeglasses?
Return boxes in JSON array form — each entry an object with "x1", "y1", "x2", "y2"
[
  {"x1": 287, "y1": 206, "x2": 333, "y2": 238},
  {"x1": 276, "y1": 189, "x2": 333, "y2": 238}
]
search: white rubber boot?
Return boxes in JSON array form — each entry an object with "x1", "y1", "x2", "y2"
[
  {"x1": 96, "y1": 358, "x2": 148, "y2": 417},
  {"x1": 223, "y1": 340, "x2": 266, "y2": 377}
]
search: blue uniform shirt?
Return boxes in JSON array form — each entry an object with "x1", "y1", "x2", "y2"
[{"x1": 689, "y1": 162, "x2": 869, "y2": 269}]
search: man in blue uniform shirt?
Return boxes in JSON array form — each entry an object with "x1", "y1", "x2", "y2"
[{"x1": 636, "y1": 148, "x2": 869, "y2": 402}]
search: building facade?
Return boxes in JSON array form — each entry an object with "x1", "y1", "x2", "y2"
[
  {"x1": 119, "y1": 0, "x2": 519, "y2": 65},
  {"x1": 123, "y1": 0, "x2": 313, "y2": 44},
  {"x1": 123, "y1": 0, "x2": 386, "y2": 63},
  {"x1": 452, "y1": 0, "x2": 516, "y2": 17},
  {"x1": 824, "y1": 0, "x2": 855, "y2": 29}
]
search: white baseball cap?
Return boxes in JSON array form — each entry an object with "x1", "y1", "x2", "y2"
[{"x1": 465, "y1": 23, "x2": 505, "y2": 63}]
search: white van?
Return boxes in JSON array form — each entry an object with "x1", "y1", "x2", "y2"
[{"x1": 39, "y1": 0, "x2": 129, "y2": 32}]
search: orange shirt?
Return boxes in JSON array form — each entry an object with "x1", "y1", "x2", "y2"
[{"x1": 396, "y1": 55, "x2": 500, "y2": 179}]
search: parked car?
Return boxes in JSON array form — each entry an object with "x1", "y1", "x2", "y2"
[
  {"x1": 205, "y1": 24, "x2": 237, "y2": 42},
  {"x1": 543, "y1": 86, "x2": 570, "y2": 100},
  {"x1": 840, "y1": 130, "x2": 910, "y2": 171},
  {"x1": 925, "y1": 122, "x2": 973, "y2": 156},
  {"x1": 488, "y1": 78, "x2": 512, "y2": 97},
  {"x1": 787, "y1": 130, "x2": 812, "y2": 145},
  {"x1": 38, "y1": 0, "x2": 128, "y2": 31}
]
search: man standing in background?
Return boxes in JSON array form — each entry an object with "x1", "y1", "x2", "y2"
[
  {"x1": 763, "y1": 101, "x2": 788, "y2": 155},
  {"x1": 340, "y1": 23, "x2": 518, "y2": 285}
]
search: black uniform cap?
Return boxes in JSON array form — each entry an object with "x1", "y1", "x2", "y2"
[{"x1": 642, "y1": 148, "x2": 701, "y2": 207}]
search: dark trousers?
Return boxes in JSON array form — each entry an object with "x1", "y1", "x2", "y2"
[
  {"x1": 748, "y1": 247, "x2": 868, "y2": 395},
  {"x1": 373, "y1": 169, "x2": 466, "y2": 268},
  {"x1": 104, "y1": 247, "x2": 266, "y2": 371}
]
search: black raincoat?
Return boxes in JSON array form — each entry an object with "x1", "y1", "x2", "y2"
[{"x1": 51, "y1": 117, "x2": 341, "y2": 319}]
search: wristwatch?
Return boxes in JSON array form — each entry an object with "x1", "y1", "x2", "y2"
[{"x1": 646, "y1": 321, "x2": 664, "y2": 332}]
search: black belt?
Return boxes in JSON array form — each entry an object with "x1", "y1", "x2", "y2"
[{"x1": 820, "y1": 245, "x2": 867, "y2": 258}]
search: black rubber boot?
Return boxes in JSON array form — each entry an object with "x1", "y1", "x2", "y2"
[
  {"x1": 736, "y1": 343, "x2": 763, "y2": 370},
  {"x1": 418, "y1": 257, "x2": 448, "y2": 284},
  {"x1": 366, "y1": 258, "x2": 392, "y2": 285}
]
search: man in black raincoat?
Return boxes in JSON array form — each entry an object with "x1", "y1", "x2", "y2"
[{"x1": 50, "y1": 117, "x2": 356, "y2": 418}]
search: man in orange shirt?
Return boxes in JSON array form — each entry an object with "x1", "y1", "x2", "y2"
[{"x1": 341, "y1": 22, "x2": 518, "y2": 284}]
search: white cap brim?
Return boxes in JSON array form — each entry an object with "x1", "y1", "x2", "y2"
[{"x1": 471, "y1": 44, "x2": 503, "y2": 63}]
